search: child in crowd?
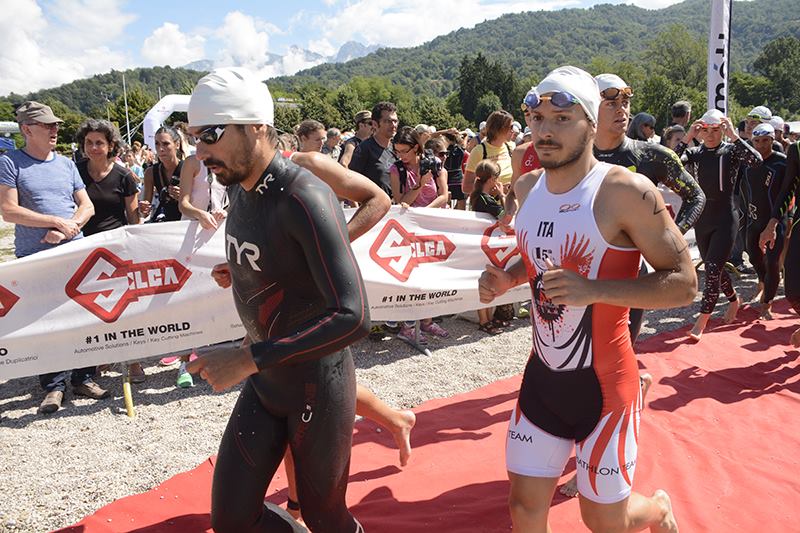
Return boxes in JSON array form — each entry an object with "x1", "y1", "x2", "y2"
[{"x1": 470, "y1": 160, "x2": 507, "y2": 335}]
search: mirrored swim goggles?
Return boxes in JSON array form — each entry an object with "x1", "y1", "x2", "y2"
[
  {"x1": 521, "y1": 90, "x2": 581, "y2": 113},
  {"x1": 600, "y1": 86, "x2": 634, "y2": 100},
  {"x1": 192, "y1": 125, "x2": 227, "y2": 145}
]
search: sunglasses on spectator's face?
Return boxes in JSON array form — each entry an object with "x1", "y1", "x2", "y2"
[
  {"x1": 193, "y1": 125, "x2": 227, "y2": 145},
  {"x1": 520, "y1": 90, "x2": 580, "y2": 112},
  {"x1": 600, "y1": 87, "x2": 634, "y2": 100},
  {"x1": 394, "y1": 147, "x2": 413, "y2": 156}
]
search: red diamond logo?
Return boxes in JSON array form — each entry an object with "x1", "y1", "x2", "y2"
[
  {"x1": 369, "y1": 219, "x2": 456, "y2": 282},
  {"x1": 0, "y1": 284, "x2": 20, "y2": 318},
  {"x1": 481, "y1": 222, "x2": 519, "y2": 268}
]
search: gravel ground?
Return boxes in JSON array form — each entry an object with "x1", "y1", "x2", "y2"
[{"x1": 0, "y1": 217, "x2": 766, "y2": 532}]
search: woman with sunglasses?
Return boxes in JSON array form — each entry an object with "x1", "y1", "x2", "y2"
[
  {"x1": 389, "y1": 127, "x2": 450, "y2": 342},
  {"x1": 676, "y1": 110, "x2": 762, "y2": 340},
  {"x1": 138, "y1": 126, "x2": 185, "y2": 222}
]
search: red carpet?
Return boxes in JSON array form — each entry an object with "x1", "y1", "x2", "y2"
[{"x1": 60, "y1": 300, "x2": 800, "y2": 532}]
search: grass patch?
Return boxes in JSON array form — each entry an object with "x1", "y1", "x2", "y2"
[{"x1": 0, "y1": 222, "x2": 14, "y2": 263}]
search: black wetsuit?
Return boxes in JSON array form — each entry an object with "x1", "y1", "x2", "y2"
[
  {"x1": 677, "y1": 139, "x2": 762, "y2": 314},
  {"x1": 740, "y1": 151, "x2": 787, "y2": 304},
  {"x1": 213, "y1": 153, "x2": 370, "y2": 533},
  {"x1": 594, "y1": 137, "x2": 706, "y2": 340},
  {"x1": 771, "y1": 142, "x2": 800, "y2": 314}
]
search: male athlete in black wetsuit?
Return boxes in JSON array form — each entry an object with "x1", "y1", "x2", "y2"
[
  {"x1": 185, "y1": 68, "x2": 369, "y2": 533},
  {"x1": 593, "y1": 74, "x2": 706, "y2": 342},
  {"x1": 761, "y1": 140, "x2": 800, "y2": 347},
  {"x1": 676, "y1": 110, "x2": 762, "y2": 340},
  {"x1": 741, "y1": 124, "x2": 787, "y2": 319}
]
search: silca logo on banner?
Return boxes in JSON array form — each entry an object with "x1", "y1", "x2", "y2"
[
  {"x1": 0, "y1": 284, "x2": 20, "y2": 318},
  {"x1": 369, "y1": 219, "x2": 455, "y2": 282},
  {"x1": 65, "y1": 247, "x2": 192, "y2": 323},
  {"x1": 481, "y1": 222, "x2": 519, "y2": 268}
]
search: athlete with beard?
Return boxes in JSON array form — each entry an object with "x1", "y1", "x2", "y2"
[
  {"x1": 185, "y1": 68, "x2": 369, "y2": 533},
  {"x1": 479, "y1": 66, "x2": 693, "y2": 532}
]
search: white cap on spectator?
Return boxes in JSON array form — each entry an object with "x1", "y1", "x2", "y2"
[
  {"x1": 595, "y1": 73, "x2": 628, "y2": 92},
  {"x1": 524, "y1": 126, "x2": 531, "y2": 134},
  {"x1": 189, "y1": 67, "x2": 274, "y2": 127},
  {"x1": 512, "y1": 121, "x2": 522, "y2": 133},
  {"x1": 463, "y1": 128, "x2": 475, "y2": 137},
  {"x1": 534, "y1": 66, "x2": 600, "y2": 124},
  {"x1": 748, "y1": 105, "x2": 772, "y2": 122},
  {"x1": 479, "y1": 121, "x2": 487, "y2": 131},
  {"x1": 700, "y1": 109, "x2": 724, "y2": 125},
  {"x1": 753, "y1": 123, "x2": 775, "y2": 137}
]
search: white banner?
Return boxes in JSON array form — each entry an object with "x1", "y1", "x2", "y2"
[
  {"x1": 0, "y1": 207, "x2": 528, "y2": 380},
  {"x1": 708, "y1": 0, "x2": 733, "y2": 114}
]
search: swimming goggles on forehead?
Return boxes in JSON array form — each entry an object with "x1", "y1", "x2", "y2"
[
  {"x1": 520, "y1": 90, "x2": 581, "y2": 113},
  {"x1": 192, "y1": 125, "x2": 227, "y2": 145},
  {"x1": 600, "y1": 86, "x2": 634, "y2": 100}
]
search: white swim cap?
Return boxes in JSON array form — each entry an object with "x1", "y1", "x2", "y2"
[
  {"x1": 752, "y1": 123, "x2": 775, "y2": 137},
  {"x1": 747, "y1": 105, "x2": 772, "y2": 121},
  {"x1": 189, "y1": 67, "x2": 274, "y2": 127},
  {"x1": 700, "y1": 109, "x2": 725, "y2": 125},
  {"x1": 534, "y1": 66, "x2": 600, "y2": 124},
  {"x1": 595, "y1": 73, "x2": 628, "y2": 93}
]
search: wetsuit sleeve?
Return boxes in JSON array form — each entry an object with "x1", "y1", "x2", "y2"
[
  {"x1": 731, "y1": 138, "x2": 762, "y2": 169},
  {"x1": 249, "y1": 186, "x2": 370, "y2": 369},
  {"x1": 772, "y1": 142, "x2": 800, "y2": 221},
  {"x1": 649, "y1": 145, "x2": 706, "y2": 233}
]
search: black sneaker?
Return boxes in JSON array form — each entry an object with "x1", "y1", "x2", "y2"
[{"x1": 368, "y1": 324, "x2": 387, "y2": 341}]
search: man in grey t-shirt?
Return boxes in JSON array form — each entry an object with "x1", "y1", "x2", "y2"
[{"x1": 0, "y1": 101, "x2": 105, "y2": 414}]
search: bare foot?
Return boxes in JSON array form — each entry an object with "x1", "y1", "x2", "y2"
[
  {"x1": 391, "y1": 410, "x2": 416, "y2": 467},
  {"x1": 640, "y1": 373, "x2": 653, "y2": 405},
  {"x1": 752, "y1": 282, "x2": 764, "y2": 303},
  {"x1": 558, "y1": 474, "x2": 579, "y2": 498},
  {"x1": 759, "y1": 304, "x2": 773, "y2": 320},
  {"x1": 650, "y1": 489, "x2": 679, "y2": 533},
  {"x1": 723, "y1": 296, "x2": 740, "y2": 324},
  {"x1": 791, "y1": 328, "x2": 800, "y2": 348},
  {"x1": 689, "y1": 313, "x2": 710, "y2": 341}
]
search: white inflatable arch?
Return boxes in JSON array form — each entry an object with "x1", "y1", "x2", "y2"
[{"x1": 142, "y1": 94, "x2": 190, "y2": 151}]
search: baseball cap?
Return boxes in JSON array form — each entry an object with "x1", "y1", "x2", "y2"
[
  {"x1": 700, "y1": 109, "x2": 724, "y2": 125},
  {"x1": 189, "y1": 67, "x2": 274, "y2": 128},
  {"x1": 752, "y1": 123, "x2": 775, "y2": 137},
  {"x1": 463, "y1": 128, "x2": 476, "y2": 138},
  {"x1": 534, "y1": 66, "x2": 600, "y2": 124},
  {"x1": 354, "y1": 110, "x2": 372, "y2": 124},
  {"x1": 479, "y1": 121, "x2": 487, "y2": 131},
  {"x1": 511, "y1": 121, "x2": 522, "y2": 133},
  {"x1": 595, "y1": 73, "x2": 628, "y2": 92},
  {"x1": 747, "y1": 106, "x2": 772, "y2": 121},
  {"x1": 16, "y1": 101, "x2": 63, "y2": 124}
]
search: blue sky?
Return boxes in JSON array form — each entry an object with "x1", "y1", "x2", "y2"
[{"x1": 2, "y1": 0, "x2": 683, "y2": 96}]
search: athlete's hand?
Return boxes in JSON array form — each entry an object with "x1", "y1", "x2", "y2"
[
  {"x1": 211, "y1": 263, "x2": 232, "y2": 288},
  {"x1": 685, "y1": 120, "x2": 704, "y2": 143},
  {"x1": 197, "y1": 210, "x2": 224, "y2": 230},
  {"x1": 721, "y1": 116, "x2": 739, "y2": 141},
  {"x1": 541, "y1": 257, "x2": 594, "y2": 306},
  {"x1": 479, "y1": 264, "x2": 515, "y2": 303},
  {"x1": 186, "y1": 345, "x2": 258, "y2": 392},
  {"x1": 759, "y1": 220, "x2": 778, "y2": 252}
]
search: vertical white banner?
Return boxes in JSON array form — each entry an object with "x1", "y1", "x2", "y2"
[{"x1": 708, "y1": 0, "x2": 733, "y2": 114}]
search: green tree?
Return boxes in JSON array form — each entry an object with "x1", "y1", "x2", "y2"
[
  {"x1": 643, "y1": 24, "x2": 706, "y2": 91},
  {"x1": 297, "y1": 84, "x2": 342, "y2": 129},
  {"x1": 109, "y1": 85, "x2": 156, "y2": 144},
  {"x1": 331, "y1": 85, "x2": 364, "y2": 128},
  {"x1": 753, "y1": 36, "x2": 800, "y2": 110},
  {"x1": 729, "y1": 72, "x2": 773, "y2": 109},
  {"x1": 274, "y1": 105, "x2": 302, "y2": 133},
  {"x1": 475, "y1": 92, "x2": 503, "y2": 125}
]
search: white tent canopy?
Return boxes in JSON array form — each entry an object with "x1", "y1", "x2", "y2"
[
  {"x1": 0, "y1": 121, "x2": 20, "y2": 135},
  {"x1": 142, "y1": 95, "x2": 190, "y2": 151}
]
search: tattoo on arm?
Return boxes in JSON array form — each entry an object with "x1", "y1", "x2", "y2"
[
  {"x1": 666, "y1": 229, "x2": 689, "y2": 272},
  {"x1": 643, "y1": 190, "x2": 666, "y2": 215}
]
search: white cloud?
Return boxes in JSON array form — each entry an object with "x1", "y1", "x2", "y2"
[
  {"x1": 0, "y1": 0, "x2": 135, "y2": 96},
  {"x1": 307, "y1": 38, "x2": 338, "y2": 58},
  {"x1": 214, "y1": 11, "x2": 272, "y2": 68},
  {"x1": 142, "y1": 23, "x2": 206, "y2": 67},
  {"x1": 314, "y1": 0, "x2": 577, "y2": 49}
]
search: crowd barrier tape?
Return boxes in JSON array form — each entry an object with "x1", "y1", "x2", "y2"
[{"x1": 0, "y1": 206, "x2": 529, "y2": 379}]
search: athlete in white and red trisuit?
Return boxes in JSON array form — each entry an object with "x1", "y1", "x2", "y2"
[{"x1": 479, "y1": 66, "x2": 694, "y2": 532}]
